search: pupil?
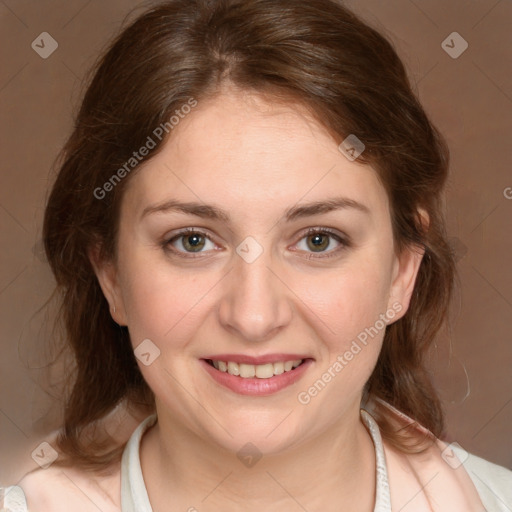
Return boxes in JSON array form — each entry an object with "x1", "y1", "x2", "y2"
[
  {"x1": 185, "y1": 234, "x2": 205, "y2": 251},
  {"x1": 308, "y1": 234, "x2": 328, "y2": 251}
]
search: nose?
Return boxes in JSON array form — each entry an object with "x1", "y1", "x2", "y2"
[{"x1": 217, "y1": 249, "x2": 293, "y2": 342}]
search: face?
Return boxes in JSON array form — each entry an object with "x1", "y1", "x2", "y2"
[{"x1": 92, "y1": 87, "x2": 423, "y2": 455}]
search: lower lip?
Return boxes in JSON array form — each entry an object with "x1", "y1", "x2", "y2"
[{"x1": 200, "y1": 359, "x2": 313, "y2": 396}]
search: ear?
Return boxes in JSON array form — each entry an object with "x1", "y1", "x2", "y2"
[
  {"x1": 386, "y1": 210, "x2": 428, "y2": 322},
  {"x1": 88, "y1": 244, "x2": 128, "y2": 326}
]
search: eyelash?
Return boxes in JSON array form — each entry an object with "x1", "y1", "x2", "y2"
[{"x1": 162, "y1": 227, "x2": 350, "y2": 260}]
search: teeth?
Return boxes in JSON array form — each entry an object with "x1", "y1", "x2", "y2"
[
  {"x1": 227, "y1": 361, "x2": 240, "y2": 376},
  {"x1": 210, "y1": 359, "x2": 303, "y2": 379},
  {"x1": 273, "y1": 361, "x2": 284, "y2": 375},
  {"x1": 239, "y1": 363, "x2": 255, "y2": 378},
  {"x1": 255, "y1": 363, "x2": 274, "y2": 379}
]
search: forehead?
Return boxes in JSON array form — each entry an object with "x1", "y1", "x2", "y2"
[{"x1": 122, "y1": 89, "x2": 389, "y2": 221}]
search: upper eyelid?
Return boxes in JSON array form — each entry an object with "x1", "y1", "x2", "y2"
[
  {"x1": 167, "y1": 228, "x2": 218, "y2": 244},
  {"x1": 167, "y1": 228, "x2": 218, "y2": 247}
]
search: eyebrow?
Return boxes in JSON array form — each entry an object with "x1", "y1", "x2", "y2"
[{"x1": 141, "y1": 196, "x2": 370, "y2": 222}]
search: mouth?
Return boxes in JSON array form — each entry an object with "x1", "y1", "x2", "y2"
[
  {"x1": 200, "y1": 356, "x2": 313, "y2": 396},
  {"x1": 204, "y1": 358, "x2": 306, "y2": 379}
]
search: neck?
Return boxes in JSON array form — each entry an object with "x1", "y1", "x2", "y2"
[{"x1": 140, "y1": 405, "x2": 377, "y2": 512}]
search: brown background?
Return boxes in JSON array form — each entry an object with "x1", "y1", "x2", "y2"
[{"x1": 1, "y1": 0, "x2": 511, "y2": 484}]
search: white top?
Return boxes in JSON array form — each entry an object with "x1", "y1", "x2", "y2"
[
  {"x1": 2, "y1": 408, "x2": 511, "y2": 511},
  {"x1": 119, "y1": 410, "x2": 392, "y2": 512}
]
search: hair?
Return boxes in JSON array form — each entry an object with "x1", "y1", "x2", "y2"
[{"x1": 42, "y1": 0, "x2": 454, "y2": 472}]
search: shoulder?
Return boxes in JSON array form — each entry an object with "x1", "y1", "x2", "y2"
[
  {"x1": 6, "y1": 462, "x2": 122, "y2": 512},
  {"x1": 369, "y1": 401, "x2": 512, "y2": 509},
  {"x1": 4, "y1": 403, "x2": 150, "y2": 512},
  {"x1": 452, "y1": 444, "x2": 512, "y2": 511}
]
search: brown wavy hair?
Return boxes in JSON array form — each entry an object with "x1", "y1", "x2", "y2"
[{"x1": 42, "y1": 0, "x2": 454, "y2": 472}]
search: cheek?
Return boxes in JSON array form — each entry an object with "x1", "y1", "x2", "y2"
[
  {"x1": 295, "y1": 264, "x2": 393, "y2": 418},
  {"x1": 118, "y1": 250, "x2": 216, "y2": 347},
  {"x1": 303, "y1": 256, "x2": 393, "y2": 349}
]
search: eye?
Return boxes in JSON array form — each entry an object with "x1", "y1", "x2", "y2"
[
  {"x1": 163, "y1": 227, "x2": 348, "y2": 259},
  {"x1": 293, "y1": 228, "x2": 348, "y2": 258},
  {"x1": 165, "y1": 228, "x2": 217, "y2": 255}
]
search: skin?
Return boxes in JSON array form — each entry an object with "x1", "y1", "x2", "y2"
[{"x1": 91, "y1": 85, "x2": 424, "y2": 512}]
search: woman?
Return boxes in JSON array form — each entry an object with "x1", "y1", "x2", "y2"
[{"x1": 1, "y1": 0, "x2": 511, "y2": 510}]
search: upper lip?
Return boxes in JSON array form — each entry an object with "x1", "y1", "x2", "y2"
[{"x1": 202, "y1": 353, "x2": 312, "y2": 365}]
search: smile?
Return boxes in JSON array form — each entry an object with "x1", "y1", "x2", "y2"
[
  {"x1": 207, "y1": 359, "x2": 303, "y2": 378},
  {"x1": 200, "y1": 357, "x2": 313, "y2": 396}
]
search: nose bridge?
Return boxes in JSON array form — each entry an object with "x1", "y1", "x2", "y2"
[{"x1": 218, "y1": 242, "x2": 292, "y2": 341}]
